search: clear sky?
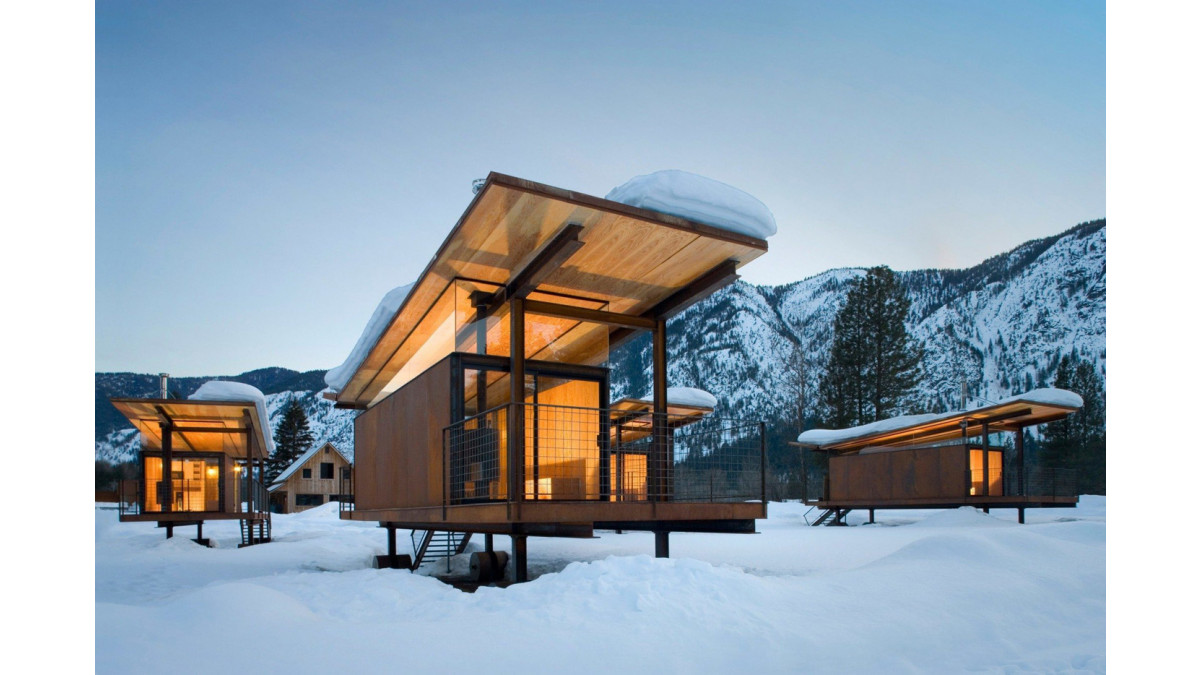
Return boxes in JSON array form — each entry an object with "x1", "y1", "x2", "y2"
[{"x1": 96, "y1": 0, "x2": 1104, "y2": 376}]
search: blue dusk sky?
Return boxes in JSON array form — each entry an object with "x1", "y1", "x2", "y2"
[{"x1": 96, "y1": 1, "x2": 1104, "y2": 376}]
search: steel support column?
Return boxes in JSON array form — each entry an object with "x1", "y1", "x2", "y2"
[
  {"x1": 1016, "y1": 426, "x2": 1025, "y2": 497},
  {"x1": 651, "y1": 318, "x2": 669, "y2": 501},
  {"x1": 982, "y1": 421, "x2": 990, "y2": 497},
  {"x1": 655, "y1": 531, "x2": 669, "y2": 558},
  {"x1": 512, "y1": 534, "x2": 528, "y2": 582},
  {"x1": 510, "y1": 297, "x2": 526, "y2": 505}
]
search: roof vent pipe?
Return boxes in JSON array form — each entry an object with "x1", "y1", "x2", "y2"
[
  {"x1": 960, "y1": 382, "x2": 968, "y2": 410},
  {"x1": 159, "y1": 373, "x2": 169, "y2": 399}
]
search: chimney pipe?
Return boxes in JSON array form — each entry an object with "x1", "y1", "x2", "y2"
[
  {"x1": 159, "y1": 373, "x2": 169, "y2": 399},
  {"x1": 960, "y1": 382, "x2": 968, "y2": 410}
]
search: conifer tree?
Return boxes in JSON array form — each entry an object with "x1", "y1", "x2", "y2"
[
  {"x1": 268, "y1": 399, "x2": 314, "y2": 483},
  {"x1": 1040, "y1": 354, "x2": 1106, "y2": 494},
  {"x1": 817, "y1": 266, "x2": 923, "y2": 427}
]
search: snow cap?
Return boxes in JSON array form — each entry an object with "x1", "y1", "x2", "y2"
[
  {"x1": 188, "y1": 380, "x2": 276, "y2": 455},
  {"x1": 638, "y1": 386, "x2": 719, "y2": 409},
  {"x1": 325, "y1": 283, "x2": 415, "y2": 392},
  {"x1": 606, "y1": 170, "x2": 777, "y2": 240},
  {"x1": 797, "y1": 387, "x2": 1085, "y2": 447}
]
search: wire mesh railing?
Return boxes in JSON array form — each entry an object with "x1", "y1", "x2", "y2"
[
  {"x1": 443, "y1": 403, "x2": 765, "y2": 505},
  {"x1": 1009, "y1": 466, "x2": 1078, "y2": 497},
  {"x1": 118, "y1": 479, "x2": 141, "y2": 517}
]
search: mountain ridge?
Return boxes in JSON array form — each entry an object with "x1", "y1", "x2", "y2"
[{"x1": 96, "y1": 219, "x2": 1106, "y2": 464}]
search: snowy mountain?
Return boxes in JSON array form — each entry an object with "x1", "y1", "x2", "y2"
[
  {"x1": 611, "y1": 219, "x2": 1105, "y2": 442},
  {"x1": 96, "y1": 219, "x2": 1105, "y2": 463}
]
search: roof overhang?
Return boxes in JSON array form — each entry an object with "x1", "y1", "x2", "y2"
[
  {"x1": 608, "y1": 397, "x2": 714, "y2": 443},
  {"x1": 793, "y1": 398, "x2": 1080, "y2": 454},
  {"x1": 335, "y1": 172, "x2": 768, "y2": 409},
  {"x1": 109, "y1": 398, "x2": 272, "y2": 460}
]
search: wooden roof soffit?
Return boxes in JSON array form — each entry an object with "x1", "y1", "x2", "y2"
[
  {"x1": 335, "y1": 172, "x2": 768, "y2": 407},
  {"x1": 610, "y1": 258, "x2": 740, "y2": 348}
]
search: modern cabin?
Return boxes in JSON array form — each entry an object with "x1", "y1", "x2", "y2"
[
  {"x1": 110, "y1": 381, "x2": 274, "y2": 546},
  {"x1": 269, "y1": 442, "x2": 353, "y2": 513},
  {"x1": 793, "y1": 388, "x2": 1083, "y2": 525},
  {"x1": 331, "y1": 172, "x2": 772, "y2": 580}
]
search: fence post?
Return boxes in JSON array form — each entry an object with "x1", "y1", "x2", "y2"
[
  {"x1": 442, "y1": 426, "x2": 448, "y2": 520},
  {"x1": 759, "y1": 422, "x2": 767, "y2": 503}
]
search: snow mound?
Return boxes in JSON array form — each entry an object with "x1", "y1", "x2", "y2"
[
  {"x1": 325, "y1": 283, "x2": 414, "y2": 392},
  {"x1": 1000, "y1": 387, "x2": 1084, "y2": 409},
  {"x1": 189, "y1": 380, "x2": 276, "y2": 455},
  {"x1": 914, "y1": 507, "x2": 1015, "y2": 529},
  {"x1": 634, "y1": 386, "x2": 719, "y2": 409},
  {"x1": 798, "y1": 413, "x2": 942, "y2": 446},
  {"x1": 289, "y1": 500, "x2": 344, "y2": 521},
  {"x1": 606, "y1": 170, "x2": 777, "y2": 239}
]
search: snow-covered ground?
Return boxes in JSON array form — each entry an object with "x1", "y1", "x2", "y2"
[{"x1": 96, "y1": 498, "x2": 1105, "y2": 673}]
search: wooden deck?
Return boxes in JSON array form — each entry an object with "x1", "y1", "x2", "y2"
[
  {"x1": 813, "y1": 495, "x2": 1078, "y2": 510},
  {"x1": 119, "y1": 511, "x2": 270, "y2": 523},
  {"x1": 343, "y1": 500, "x2": 765, "y2": 536}
]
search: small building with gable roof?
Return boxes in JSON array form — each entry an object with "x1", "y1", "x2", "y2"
[{"x1": 268, "y1": 442, "x2": 352, "y2": 513}]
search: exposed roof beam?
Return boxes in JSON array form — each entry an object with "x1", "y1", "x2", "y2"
[
  {"x1": 971, "y1": 407, "x2": 1033, "y2": 426},
  {"x1": 524, "y1": 299, "x2": 657, "y2": 330},
  {"x1": 505, "y1": 223, "x2": 584, "y2": 301},
  {"x1": 172, "y1": 426, "x2": 251, "y2": 435},
  {"x1": 607, "y1": 259, "x2": 741, "y2": 346},
  {"x1": 647, "y1": 259, "x2": 739, "y2": 320}
]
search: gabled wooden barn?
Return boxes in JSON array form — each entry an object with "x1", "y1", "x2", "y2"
[
  {"x1": 330, "y1": 172, "x2": 773, "y2": 580},
  {"x1": 268, "y1": 442, "x2": 352, "y2": 513}
]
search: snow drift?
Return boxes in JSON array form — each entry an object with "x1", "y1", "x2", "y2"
[
  {"x1": 325, "y1": 283, "x2": 414, "y2": 392},
  {"x1": 606, "y1": 170, "x2": 777, "y2": 240},
  {"x1": 189, "y1": 380, "x2": 276, "y2": 455}
]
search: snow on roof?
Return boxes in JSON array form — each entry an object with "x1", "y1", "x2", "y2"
[
  {"x1": 188, "y1": 380, "x2": 276, "y2": 455},
  {"x1": 605, "y1": 170, "x2": 777, "y2": 240},
  {"x1": 796, "y1": 387, "x2": 1084, "y2": 447},
  {"x1": 631, "y1": 386, "x2": 719, "y2": 409},
  {"x1": 797, "y1": 413, "x2": 943, "y2": 447},
  {"x1": 325, "y1": 283, "x2": 414, "y2": 392},
  {"x1": 270, "y1": 443, "x2": 349, "y2": 489}
]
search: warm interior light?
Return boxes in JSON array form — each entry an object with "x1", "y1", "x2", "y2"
[
  {"x1": 233, "y1": 465, "x2": 242, "y2": 473},
  {"x1": 207, "y1": 467, "x2": 218, "y2": 477}
]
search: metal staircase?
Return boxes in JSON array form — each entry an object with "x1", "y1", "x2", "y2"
[
  {"x1": 805, "y1": 507, "x2": 851, "y2": 526},
  {"x1": 239, "y1": 516, "x2": 272, "y2": 547},
  {"x1": 411, "y1": 530, "x2": 472, "y2": 569}
]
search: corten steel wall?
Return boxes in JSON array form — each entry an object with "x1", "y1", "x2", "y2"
[
  {"x1": 353, "y1": 356, "x2": 452, "y2": 510},
  {"x1": 829, "y1": 445, "x2": 968, "y2": 502}
]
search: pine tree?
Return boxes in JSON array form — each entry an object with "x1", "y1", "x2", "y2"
[
  {"x1": 817, "y1": 266, "x2": 923, "y2": 427},
  {"x1": 1040, "y1": 354, "x2": 1106, "y2": 494},
  {"x1": 268, "y1": 399, "x2": 314, "y2": 483}
]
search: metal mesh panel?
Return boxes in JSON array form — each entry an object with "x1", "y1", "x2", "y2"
[
  {"x1": 1020, "y1": 466, "x2": 1078, "y2": 497},
  {"x1": 447, "y1": 405, "x2": 509, "y2": 503},
  {"x1": 445, "y1": 403, "x2": 765, "y2": 504}
]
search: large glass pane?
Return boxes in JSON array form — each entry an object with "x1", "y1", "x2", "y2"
[
  {"x1": 143, "y1": 456, "x2": 220, "y2": 512},
  {"x1": 525, "y1": 376, "x2": 601, "y2": 500}
]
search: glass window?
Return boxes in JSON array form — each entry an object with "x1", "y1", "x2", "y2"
[
  {"x1": 320, "y1": 463, "x2": 334, "y2": 479},
  {"x1": 302, "y1": 468, "x2": 312, "y2": 479}
]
